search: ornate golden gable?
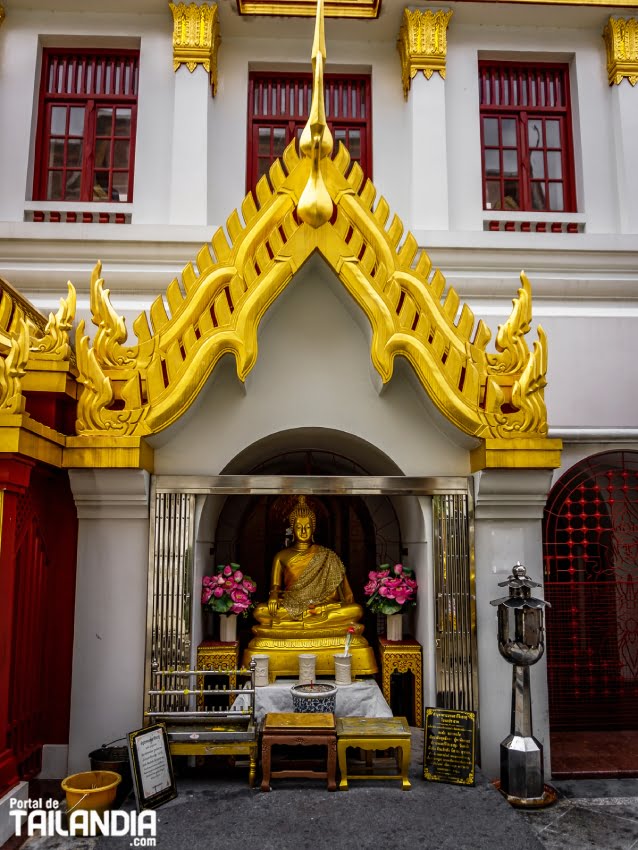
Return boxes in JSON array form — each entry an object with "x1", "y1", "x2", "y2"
[{"x1": 72, "y1": 144, "x2": 552, "y2": 453}]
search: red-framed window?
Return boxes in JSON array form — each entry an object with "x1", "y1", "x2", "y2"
[
  {"x1": 247, "y1": 71, "x2": 371, "y2": 191},
  {"x1": 34, "y1": 49, "x2": 139, "y2": 203},
  {"x1": 479, "y1": 61, "x2": 576, "y2": 213}
]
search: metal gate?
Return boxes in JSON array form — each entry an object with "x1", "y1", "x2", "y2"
[
  {"x1": 144, "y1": 490, "x2": 195, "y2": 715},
  {"x1": 544, "y1": 451, "x2": 638, "y2": 731},
  {"x1": 433, "y1": 493, "x2": 479, "y2": 715}
]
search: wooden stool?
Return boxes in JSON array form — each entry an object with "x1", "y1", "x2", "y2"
[
  {"x1": 336, "y1": 716, "x2": 412, "y2": 790},
  {"x1": 260, "y1": 712, "x2": 337, "y2": 792}
]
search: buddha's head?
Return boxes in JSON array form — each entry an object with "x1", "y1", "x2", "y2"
[{"x1": 289, "y1": 496, "x2": 316, "y2": 544}]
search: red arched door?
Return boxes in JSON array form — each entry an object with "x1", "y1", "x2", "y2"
[{"x1": 543, "y1": 450, "x2": 638, "y2": 776}]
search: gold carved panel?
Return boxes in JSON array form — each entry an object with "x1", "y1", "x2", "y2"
[
  {"x1": 603, "y1": 17, "x2": 638, "y2": 85},
  {"x1": 397, "y1": 8, "x2": 453, "y2": 99},
  {"x1": 170, "y1": 2, "x2": 221, "y2": 95}
]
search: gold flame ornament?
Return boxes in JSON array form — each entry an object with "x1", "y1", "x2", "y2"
[{"x1": 298, "y1": 0, "x2": 334, "y2": 228}]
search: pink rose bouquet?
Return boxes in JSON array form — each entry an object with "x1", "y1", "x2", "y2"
[
  {"x1": 364, "y1": 563, "x2": 417, "y2": 615},
  {"x1": 201, "y1": 563, "x2": 257, "y2": 616}
]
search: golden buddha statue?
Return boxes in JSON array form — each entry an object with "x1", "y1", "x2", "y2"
[{"x1": 242, "y1": 496, "x2": 377, "y2": 678}]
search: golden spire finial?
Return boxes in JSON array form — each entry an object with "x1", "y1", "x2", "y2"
[{"x1": 297, "y1": 0, "x2": 334, "y2": 228}]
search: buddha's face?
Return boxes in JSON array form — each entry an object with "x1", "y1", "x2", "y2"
[{"x1": 293, "y1": 515, "x2": 313, "y2": 543}]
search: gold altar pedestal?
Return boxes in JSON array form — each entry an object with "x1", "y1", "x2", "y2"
[
  {"x1": 197, "y1": 640, "x2": 239, "y2": 708},
  {"x1": 242, "y1": 635, "x2": 377, "y2": 679},
  {"x1": 378, "y1": 637, "x2": 423, "y2": 727}
]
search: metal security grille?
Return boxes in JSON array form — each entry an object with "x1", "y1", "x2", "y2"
[
  {"x1": 146, "y1": 491, "x2": 195, "y2": 715},
  {"x1": 479, "y1": 61, "x2": 575, "y2": 213},
  {"x1": 544, "y1": 451, "x2": 638, "y2": 731},
  {"x1": 247, "y1": 71, "x2": 371, "y2": 190},
  {"x1": 433, "y1": 494, "x2": 479, "y2": 715}
]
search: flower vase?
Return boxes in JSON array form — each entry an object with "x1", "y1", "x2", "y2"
[
  {"x1": 386, "y1": 613, "x2": 403, "y2": 641},
  {"x1": 219, "y1": 613, "x2": 238, "y2": 642}
]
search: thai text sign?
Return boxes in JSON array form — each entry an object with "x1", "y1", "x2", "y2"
[
  {"x1": 423, "y1": 707, "x2": 476, "y2": 785},
  {"x1": 128, "y1": 723, "x2": 177, "y2": 810}
]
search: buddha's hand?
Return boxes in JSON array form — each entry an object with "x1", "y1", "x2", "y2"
[
  {"x1": 304, "y1": 602, "x2": 340, "y2": 620},
  {"x1": 268, "y1": 594, "x2": 280, "y2": 617}
]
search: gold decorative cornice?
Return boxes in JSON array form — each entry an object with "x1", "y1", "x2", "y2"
[
  {"x1": 603, "y1": 17, "x2": 638, "y2": 85},
  {"x1": 0, "y1": 6, "x2": 5, "y2": 27},
  {"x1": 397, "y1": 8, "x2": 453, "y2": 100},
  {"x1": 0, "y1": 277, "x2": 47, "y2": 353},
  {"x1": 236, "y1": 0, "x2": 380, "y2": 17},
  {"x1": 471, "y1": 438, "x2": 563, "y2": 472},
  {"x1": 30, "y1": 282, "x2": 76, "y2": 361},
  {"x1": 169, "y1": 2, "x2": 221, "y2": 96},
  {"x1": 0, "y1": 313, "x2": 29, "y2": 415}
]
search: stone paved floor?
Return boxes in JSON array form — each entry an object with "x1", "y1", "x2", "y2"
[
  {"x1": 4, "y1": 745, "x2": 638, "y2": 850},
  {"x1": 516, "y1": 779, "x2": 638, "y2": 850}
]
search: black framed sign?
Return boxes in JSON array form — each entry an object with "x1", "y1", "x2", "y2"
[
  {"x1": 128, "y1": 723, "x2": 177, "y2": 810},
  {"x1": 423, "y1": 707, "x2": 476, "y2": 786}
]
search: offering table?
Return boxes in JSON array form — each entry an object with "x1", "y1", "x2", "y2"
[{"x1": 232, "y1": 679, "x2": 392, "y2": 724}]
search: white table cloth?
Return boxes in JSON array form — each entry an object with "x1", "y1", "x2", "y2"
[{"x1": 232, "y1": 679, "x2": 392, "y2": 724}]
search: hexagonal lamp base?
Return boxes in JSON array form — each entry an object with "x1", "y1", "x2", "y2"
[{"x1": 500, "y1": 733, "x2": 544, "y2": 801}]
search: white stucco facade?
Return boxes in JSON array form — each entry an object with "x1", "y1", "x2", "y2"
[{"x1": 1, "y1": 0, "x2": 637, "y2": 789}]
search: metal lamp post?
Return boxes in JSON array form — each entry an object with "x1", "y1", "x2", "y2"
[{"x1": 490, "y1": 562, "x2": 556, "y2": 806}]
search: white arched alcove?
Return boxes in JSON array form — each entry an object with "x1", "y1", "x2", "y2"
[{"x1": 190, "y1": 428, "x2": 432, "y2": 690}]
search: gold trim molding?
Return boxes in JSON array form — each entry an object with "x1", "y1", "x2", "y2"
[
  {"x1": 169, "y1": 2, "x2": 221, "y2": 96},
  {"x1": 236, "y1": 0, "x2": 380, "y2": 16},
  {"x1": 397, "y1": 8, "x2": 452, "y2": 100},
  {"x1": 0, "y1": 6, "x2": 5, "y2": 27},
  {"x1": 603, "y1": 17, "x2": 638, "y2": 85}
]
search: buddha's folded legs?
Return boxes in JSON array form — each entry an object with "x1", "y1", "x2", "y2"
[{"x1": 252, "y1": 601, "x2": 365, "y2": 635}]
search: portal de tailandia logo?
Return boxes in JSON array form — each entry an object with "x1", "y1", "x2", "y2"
[{"x1": 10, "y1": 796, "x2": 157, "y2": 845}]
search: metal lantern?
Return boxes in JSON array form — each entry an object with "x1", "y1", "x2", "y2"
[{"x1": 490, "y1": 562, "x2": 555, "y2": 806}]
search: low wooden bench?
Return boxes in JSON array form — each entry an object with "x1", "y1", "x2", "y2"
[
  {"x1": 260, "y1": 712, "x2": 337, "y2": 792},
  {"x1": 336, "y1": 715, "x2": 412, "y2": 790}
]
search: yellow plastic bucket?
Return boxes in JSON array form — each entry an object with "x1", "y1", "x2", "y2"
[{"x1": 61, "y1": 770, "x2": 122, "y2": 815}]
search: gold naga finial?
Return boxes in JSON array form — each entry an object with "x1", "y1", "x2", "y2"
[{"x1": 297, "y1": 0, "x2": 334, "y2": 228}]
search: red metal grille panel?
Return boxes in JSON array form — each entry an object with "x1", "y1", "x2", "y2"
[
  {"x1": 479, "y1": 61, "x2": 576, "y2": 214},
  {"x1": 34, "y1": 49, "x2": 139, "y2": 203},
  {"x1": 247, "y1": 71, "x2": 371, "y2": 191},
  {"x1": 544, "y1": 451, "x2": 638, "y2": 731}
]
